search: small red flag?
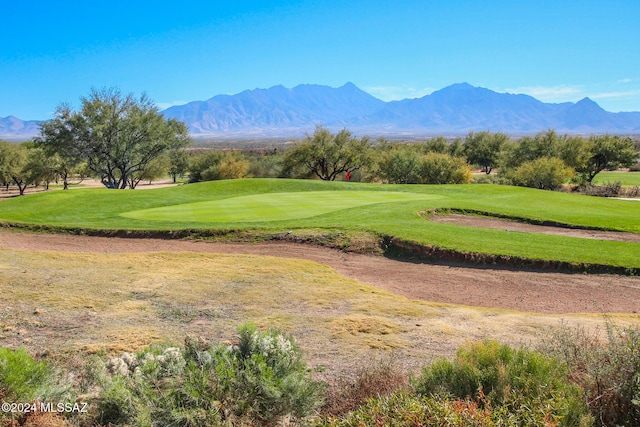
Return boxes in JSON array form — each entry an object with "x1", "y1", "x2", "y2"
[{"x1": 345, "y1": 171, "x2": 351, "y2": 181}]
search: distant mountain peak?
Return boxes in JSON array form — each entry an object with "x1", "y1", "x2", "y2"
[
  {"x1": 449, "y1": 82, "x2": 474, "y2": 89},
  {"x1": 3, "y1": 83, "x2": 640, "y2": 139},
  {"x1": 575, "y1": 97, "x2": 602, "y2": 107}
]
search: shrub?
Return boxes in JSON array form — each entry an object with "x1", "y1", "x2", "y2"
[
  {"x1": 217, "y1": 323, "x2": 325, "y2": 425},
  {"x1": 539, "y1": 322, "x2": 640, "y2": 426},
  {"x1": 511, "y1": 156, "x2": 574, "y2": 190},
  {"x1": 413, "y1": 340, "x2": 593, "y2": 426},
  {"x1": 0, "y1": 348, "x2": 70, "y2": 403},
  {"x1": 188, "y1": 151, "x2": 249, "y2": 182},
  {"x1": 576, "y1": 181, "x2": 622, "y2": 197},
  {"x1": 0, "y1": 348, "x2": 72, "y2": 426},
  {"x1": 375, "y1": 148, "x2": 471, "y2": 184},
  {"x1": 247, "y1": 151, "x2": 283, "y2": 178},
  {"x1": 376, "y1": 148, "x2": 422, "y2": 184},
  {"x1": 622, "y1": 185, "x2": 640, "y2": 197},
  {"x1": 471, "y1": 173, "x2": 505, "y2": 184},
  {"x1": 321, "y1": 355, "x2": 408, "y2": 416},
  {"x1": 419, "y1": 152, "x2": 472, "y2": 184},
  {"x1": 313, "y1": 392, "x2": 495, "y2": 427},
  {"x1": 90, "y1": 324, "x2": 324, "y2": 426}
]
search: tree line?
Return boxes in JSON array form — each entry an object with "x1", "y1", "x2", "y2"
[{"x1": 1, "y1": 88, "x2": 638, "y2": 195}]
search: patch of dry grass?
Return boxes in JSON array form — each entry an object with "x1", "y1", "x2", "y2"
[{"x1": 0, "y1": 248, "x2": 638, "y2": 377}]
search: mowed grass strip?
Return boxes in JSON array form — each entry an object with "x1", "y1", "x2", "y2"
[
  {"x1": 0, "y1": 179, "x2": 639, "y2": 267},
  {"x1": 1, "y1": 248, "x2": 632, "y2": 370},
  {"x1": 593, "y1": 171, "x2": 640, "y2": 186},
  {"x1": 121, "y1": 191, "x2": 441, "y2": 222}
]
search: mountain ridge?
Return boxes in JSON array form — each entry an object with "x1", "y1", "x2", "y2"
[{"x1": 3, "y1": 83, "x2": 640, "y2": 139}]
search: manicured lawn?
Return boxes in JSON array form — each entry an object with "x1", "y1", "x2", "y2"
[
  {"x1": 0, "y1": 179, "x2": 639, "y2": 267},
  {"x1": 122, "y1": 191, "x2": 442, "y2": 223},
  {"x1": 593, "y1": 171, "x2": 640, "y2": 186}
]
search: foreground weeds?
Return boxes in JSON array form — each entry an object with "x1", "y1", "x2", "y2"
[
  {"x1": 539, "y1": 321, "x2": 640, "y2": 426},
  {"x1": 2, "y1": 323, "x2": 640, "y2": 426},
  {"x1": 321, "y1": 355, "x2": 408, "y2": 416}
]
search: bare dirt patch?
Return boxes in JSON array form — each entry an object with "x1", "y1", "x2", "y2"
[
  {"x1": 429, "y1": 214, "x2": 640, "y2": 243},
  {"x1": 1, "y1": 230, "x2": 639, "y2": 315}
]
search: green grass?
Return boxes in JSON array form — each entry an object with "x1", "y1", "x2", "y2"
[
  {"x1": 122, "y1": 191, "x2": 441, "y2": 222},
  {"x1": 593, "y1": 171, "x2": 640, "y2": 186},
  {"x1": 1, "y1": 178, "x2": 639, "y2": 267}
]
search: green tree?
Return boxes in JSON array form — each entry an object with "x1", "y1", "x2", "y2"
[
  {"x1": 35, "y1": 105, "x2": 86, "y2": 190},
  {"x1": 282, "y1": 126, "x2": 371, "y2": 181},
  {"x1": 23, "y1": 147, "x2": 59, "y2": 190},
  {"x1": 447, "y1": 137, "x2": 465, "y2": 157},
  {"x1": 557, "y1": 135, "x2": 591, "y2": 171},
  {"x1": 167, "y1": 147, "x2": 189, "y2": 183},
  {"x1": 576, "y1": 135, "x2": 637, "y2": 183},
  {"x1": 0, "y1": 142, "x2": 31, "y2": 195},
  {"x1": 420, "y1": 136, "x2": 449, "y2": 154},
  {"x1": 502, "y1": 129, "x2": 561, "y2": 170},
  {"x1": 463, "y1": 131, "x2": 509, "y2": 174},
  {"x1": 377, "y1": 147, "x2": 422, "y2": 184},
  {"x1": 128, "y1": 154, "x2": 170, "y2": 188},
  {"x1": 37, "y1": 88, "x2": 189, "y2": 189},
  {"x1": 247, "y1": 149, "x2": 284, "y2": 178},
  {"x1": 188, "y1": 151, "x2": 249, "y2": 182}
]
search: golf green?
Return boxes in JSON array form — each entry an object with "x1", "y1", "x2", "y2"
[{"x1": 121, "y1": 190, "x2": 442, "y2": 223}]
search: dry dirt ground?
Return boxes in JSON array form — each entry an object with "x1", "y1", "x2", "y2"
[{"x1": 1, "y1": 229, "x2": 639, "y2": 315}]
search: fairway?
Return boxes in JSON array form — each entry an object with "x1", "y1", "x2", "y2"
[
  {"x1": 121, "y1": 190, "x2": 441, "y2": 222},
  {"x1": 593, "y1": 171, "x2": 640, "y2": 186}
]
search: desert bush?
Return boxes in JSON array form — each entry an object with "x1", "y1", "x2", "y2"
[
  {"x1": 376, "y1": 148, "x2": 422, "y2": 184},
  {"x1": 375, "y1": 148, "x2": 471, "y2": 184},
  {"x1": 0, "y1": 348, "x2": 73, "y2": 426},
  {"x1": 188, "y1": 150, "x2": 249, "y2": 182},
  {"x1": 0, "y1": 348, "x2": 71, "y2": 403},
  {"x1": 96, "y1": 376, "x2": 136, "y2": 426},
  {"x1": 621, "y1": 185, "x2": 640, "y2": 197},
  {"x1": 413, "y1": 340, "x2": 592, "y2": 426},
  {"x1": 217, "y1": 323, "x2": 325, "y2": 425},
  {"x1": 471, "y1": 173, "x2": 510, "y2": 184},
  {"x1": 511, "y1": 156, "x2": 574, "y2": 190},
  {"x1": 313, "y1": 392, "x2": 495, "y2": 427},
  {"x1": 539, "y1": 322, "x2": 640, "y2": 426},
  {"x1": 418, "y1": 152, "x2": 472, "y2": 184},
  {"x1": 576, "y1": 181, "x2": 622, "y2": 197},
  {"x1": 90, "y1": 324, "x2": 324, "y2": 426},
  {"x1": 247, "y1": 151, "x2": 283, "y2": 178},
  {"x1": 321, "y1": 355, "x2": 408, "y2": 416}
]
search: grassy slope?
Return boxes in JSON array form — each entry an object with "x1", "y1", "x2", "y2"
[{"x1": 0, "y1": 179, "x2": 639, "y2": 267}]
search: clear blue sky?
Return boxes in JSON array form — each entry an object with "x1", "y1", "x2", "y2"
[{"x1": 2, "y1": 0, "x2": 639, "y2": 119}]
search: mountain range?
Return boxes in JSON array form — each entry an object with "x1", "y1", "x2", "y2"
[
  {"x1": 4, "y1": 82, "x2": 640, "y2": 139},
  {"x1": 0, "y1": 116, "x2": 43, "y2": 140}
]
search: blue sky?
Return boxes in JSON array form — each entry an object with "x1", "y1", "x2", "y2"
[{"x1": 2, "y1": 0, "x2": 639, "y2": 119}]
